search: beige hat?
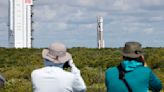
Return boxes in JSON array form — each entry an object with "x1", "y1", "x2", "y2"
[{"x1": 42, "y1": 42, "x2": 72, "y2": 63}]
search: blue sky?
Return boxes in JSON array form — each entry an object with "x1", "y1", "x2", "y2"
[{"x1": 0, "y1": 0, "x2": 164, "y2": 48}]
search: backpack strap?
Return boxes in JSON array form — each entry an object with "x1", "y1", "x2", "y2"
[{"x1": 117, "y1": 64, "x2": 132, "y2": 92}]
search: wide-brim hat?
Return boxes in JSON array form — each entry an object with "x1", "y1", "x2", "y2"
[
  {"x1": 42, "y1": 42, "x2": 72, "y2": 63},
  {"x1": 121, "y1": 41, "x2": 144, "y2": 58}
]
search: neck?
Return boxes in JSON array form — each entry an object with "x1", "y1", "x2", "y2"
[{"x1": 44, "y1": 59, "x2": 64, "y2": 68}]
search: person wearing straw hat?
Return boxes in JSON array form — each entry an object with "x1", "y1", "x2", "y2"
[
  {"x1": 0, "y1": 74, "x2": 5, "y2": 88},
  {"x1": 31, "y1": 42, "x2": 86, "y2": 92},
  {"x1": 105, "y1": 41, "x2": 162, "y2": 92}
]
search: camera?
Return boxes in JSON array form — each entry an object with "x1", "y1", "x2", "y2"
[{"x1": 63, "y1": 60, "x2": 70, "y2": 68}]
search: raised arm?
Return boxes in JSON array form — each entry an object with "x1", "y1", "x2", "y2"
[{"x1": 69, "y1": 60, "x2": 86, "y2": 92}]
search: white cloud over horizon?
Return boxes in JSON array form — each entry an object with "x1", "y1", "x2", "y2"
[{"x1": 0, "y1": 0, "x2": 164, "y2": 48}]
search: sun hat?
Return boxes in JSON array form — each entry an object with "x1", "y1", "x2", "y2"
[
  {"x1": 42, "y1": 42, "x2": 72, "y2": 63},
  {"x1": 121, "y1": 41, "x2": 143, "y2": 58}
]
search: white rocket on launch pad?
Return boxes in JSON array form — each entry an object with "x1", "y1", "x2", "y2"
[{"x1": 97, "y1": 16, "x2": 105, "y2": 49}]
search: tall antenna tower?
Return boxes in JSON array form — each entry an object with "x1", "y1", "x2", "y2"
[
  {"x1": 8, "y1": 0, "x2": 34, "y2": 48},
  {"x1": 97, "y1": 16, "x2": 105, "y2": 49}
]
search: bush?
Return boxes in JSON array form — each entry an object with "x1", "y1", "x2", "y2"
[{"x1": 0, "y1": 47, "x2": 164, "y2": 92}]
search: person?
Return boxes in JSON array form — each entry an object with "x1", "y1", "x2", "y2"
[
  {"x1": 0, "y1": 74, "x2": 5, "y2": 88},
  {"x1": 105, "y1": 41, "x2": 162, "y2": 92},
  {"x1": 31, "y1": 42, "x2": 86, "y2": 92}
]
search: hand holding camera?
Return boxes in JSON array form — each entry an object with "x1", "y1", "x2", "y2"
[
  {"x1": 63, "y1": 59, "x2": 75, "y2": 68},
  {"x1": 68, "y1": 59, "x2": 74, "y2": 67}
]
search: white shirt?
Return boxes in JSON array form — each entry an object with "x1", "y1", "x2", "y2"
[{"x1": 31, "y1": 65, "x2": 86, "y2": 92}]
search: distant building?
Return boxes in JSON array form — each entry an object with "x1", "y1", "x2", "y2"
[
  {"x1": 8, "y1": 0, "x2": 33, "y2": 48},
  {"x1": 97, "y1": 16, "x2": 105, "y2": 49}
]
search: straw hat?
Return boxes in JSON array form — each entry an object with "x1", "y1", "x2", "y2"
[
  {"x1": 42, "y1": 42, "x2": 72, "y2": 63},
  {"x1": 122, "y1": 41, "x2": 143, "y2": 58}
]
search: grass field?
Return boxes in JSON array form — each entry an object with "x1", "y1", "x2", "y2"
[{"x1": 0, "y1": 47, "x2": 163, "y2": 92}]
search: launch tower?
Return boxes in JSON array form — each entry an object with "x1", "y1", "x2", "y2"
[{"x1": 8, "y1": 0, "x2": 33, "y2": 48}]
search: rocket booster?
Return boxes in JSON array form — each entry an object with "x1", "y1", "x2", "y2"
[{"x1": 97, "y1": 16, "x2": 105, "y2": 49}]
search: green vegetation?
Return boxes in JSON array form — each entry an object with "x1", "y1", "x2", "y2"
[{"x1": 0, "y1": 47, "x2": 164, "y2": 92}]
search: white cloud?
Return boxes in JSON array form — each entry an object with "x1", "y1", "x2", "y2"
[
  {"x1": 34, "y1": 5, "x2": 57, "y2": 21},
  {"x1": 143, "y1": 28, "x2": 154, "y2": 34},
  {"x1": 42, "y1": 6, "x2": 56, "y2": 20},
  {"x1": 150, "y1": 16, "x2": 164, "y2": 21},
  {"x1": 77, "y1": 0, "x2": 95, "y2": 6},
  {"x1": 0, "y1": 0, "x2": 164, "y2": 47},
  {"x1": 142, "y1": 0, "x2": 164, "y2": 6},
  {"x1": 75, "y1": 10, "x2": 83, "y2": 17},
  {"x1": 0, "y1": 0, "x2": 8, "y2": 18},
  {"x1": 113, "y1": 0, "x2": 131, "y2": 11}
]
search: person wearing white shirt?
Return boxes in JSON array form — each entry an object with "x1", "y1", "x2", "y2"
[
  {"x1": 0, "y1": 74, "x2": 5, "y2": 88},
  {"x1": 31, "y1": 42, "x2": 86, "y2": 92}
]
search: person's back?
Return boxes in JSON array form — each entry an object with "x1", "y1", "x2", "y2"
[
  {"x1": 32, "y1": 67, "x2": 76, "y2": 92},
  {"x1": 105, "y1": 41, "x2": 162, "y2": 92},
  {"x1": 106, "y1": 63, "x2": 162, "y2": 92}
]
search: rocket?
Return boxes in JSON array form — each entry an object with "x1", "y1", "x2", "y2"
[{"x1": 97, "y1": 16, "x2": 105, "y2": 49}]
